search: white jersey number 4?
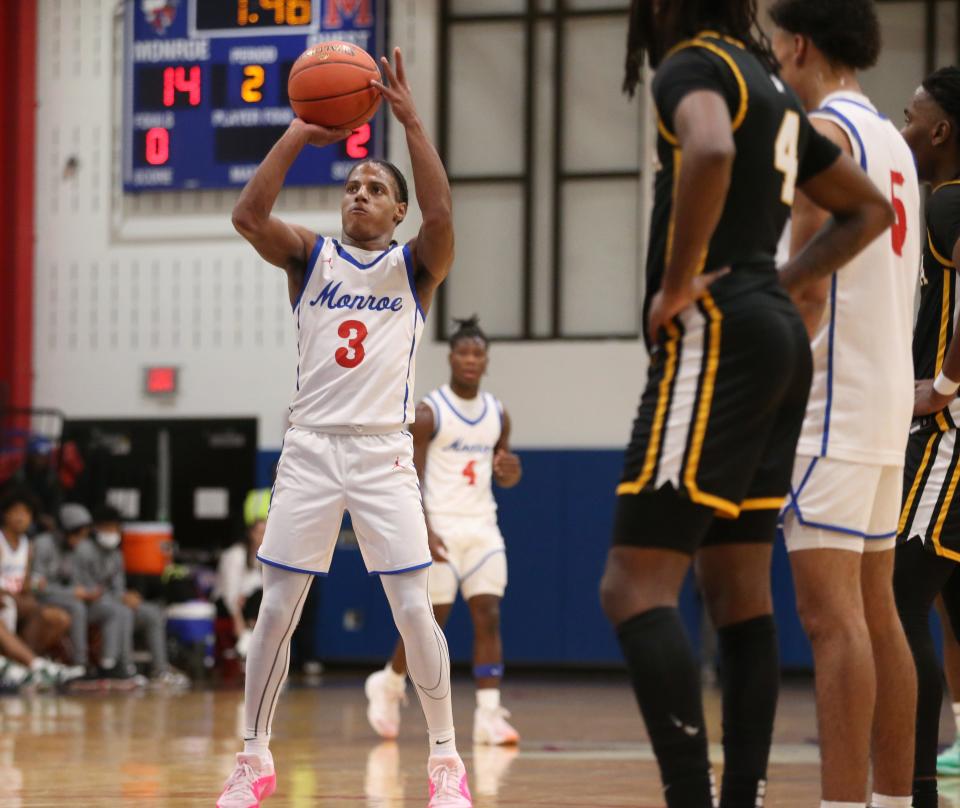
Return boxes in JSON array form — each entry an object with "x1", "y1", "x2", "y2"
[{"x1": 775, "y1": 110, "x2": 800, "y2": 206}]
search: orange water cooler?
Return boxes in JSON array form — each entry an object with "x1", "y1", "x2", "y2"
[{"x1": 121, "y1": 522, "x2": 174, "y2": 575}]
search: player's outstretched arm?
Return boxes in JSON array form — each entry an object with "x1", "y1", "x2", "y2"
[
  {"x1": 493, "y1": 409, "x2": 522, "y2": 489},
  {"x1": 232, "y1": 120, "x2": 351, "y2": 304},
  {"x1": 372, "y1": 48, "x2": 454, "y2": 314},
  {"x1": 779, "y1": 154, "x2": 894, "y2": 293}
]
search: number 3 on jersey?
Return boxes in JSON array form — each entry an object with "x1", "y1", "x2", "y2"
[
  {"x1": 775, "y1": 110, "x2": 800, "y2": 205},
  {"x1": 335, "y1": 320, "x2": 368, "y2": 369}
]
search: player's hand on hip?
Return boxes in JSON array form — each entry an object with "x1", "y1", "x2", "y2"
[
  {"x1": 288, "y1": 117, "x2": 352, "y2": 148},
  {"x1": 493, "y1": 449, "x2": 521, "y2": 486},
  {"x1": 371, "y1": 48, "x2": 419, "y2": 128},
  {"x1": 914, "y1": 378, "x2": 954, "y2": 416},
  {"x1": 646, "y1": 268, "x2": 729, "y2": 345},
  {"x1": 427, "y1": 529, "x2": 449, "y2": 563}
]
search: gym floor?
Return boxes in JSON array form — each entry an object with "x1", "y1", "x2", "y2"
[{"x1": 1, "y1": 673, "x2": 954, "y2": 807}]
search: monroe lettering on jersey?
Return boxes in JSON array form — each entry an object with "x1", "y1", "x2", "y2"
[
  {"x1": 442, "y1": 438, "x2": 494, "y2": 454},
  {"x1": 309, "y1": 280, "x2": 404, "y2": 313}
]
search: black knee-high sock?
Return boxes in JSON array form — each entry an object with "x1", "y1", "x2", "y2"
[
  {"x1": 716, "y1": 615, "x2": 778, "y2": 808},
  {"x1": 617, "y1": 607, "x2": 713, "y2": 808},
  {"x1": 893, "y1": 538, "x2": 956, "y2": 808}
]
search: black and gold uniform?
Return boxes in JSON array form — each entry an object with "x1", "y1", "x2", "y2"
[
  {"x1": 615, "y1": 30, "x2": 840, "y2": 552},
  {"x1": 898, "y1": 181, "x2": 960, "y2": 558}
]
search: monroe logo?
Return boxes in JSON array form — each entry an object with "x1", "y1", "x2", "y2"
[
  {"x1": 141, "y1": 0, "x2": 179, "y2": 35},
  {"x1": 443, "y1": 439, "x2": 493, "y2": 454},
  {"x1": 310, "y1": 280, "x2": 404, "y2": 312}
]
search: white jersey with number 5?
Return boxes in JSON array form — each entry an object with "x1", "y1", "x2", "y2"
[
  {"x1": 423, "y1": 385, "x2": 503, "y2": 520},
  {"x1": 795, "y1": 90, "x2": 921, "y2": 465},
  {"x1": 289, "y1": 236, "x2": 424, "y2": 429}
]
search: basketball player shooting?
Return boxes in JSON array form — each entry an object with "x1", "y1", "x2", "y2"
[{"x1": 218, "y1": 48, "x2": 473, "y2": 808}]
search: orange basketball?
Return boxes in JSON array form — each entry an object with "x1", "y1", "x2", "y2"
[{"x1": 288, "y1": 41, "x2": 382, "y2": 130}]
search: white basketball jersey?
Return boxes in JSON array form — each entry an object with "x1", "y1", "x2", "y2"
[
  {"x1": 0, "y1": 532, "x2": 28, "y2": 594},
  {"x1": 288, "y1": 237, "x2": 425, "y2": 429},
  {"x1": 794, "y1": 91, "x2": 921, "y2": 465},
  {"x1": 422, "y1": 386, "x2": 503, "y2": 520}
]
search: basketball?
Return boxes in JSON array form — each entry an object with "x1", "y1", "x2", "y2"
[{"x1": 288, "y1": 41, "x2": 382, "y2": 130}]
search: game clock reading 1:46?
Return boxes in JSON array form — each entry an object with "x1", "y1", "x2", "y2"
[{"x1": 196, "y1": 0, "x2": 313, "y2": 32}]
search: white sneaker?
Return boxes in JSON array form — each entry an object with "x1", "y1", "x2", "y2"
[
  {"x1": 472, "y1": 706, "x2": 520, "y2": 746},
  {"x1": 216, "y1": 753, "x2": 276, "y2": 808},
  {"x1": 0, "y1": 659, "x2": 31, "y2": 690},
  {"x1": 32, "y1": 659, "x2": 84, "y2": 689},
  {"x1": 427, "y1": 754, "x2": 472, "y2": 807},
  {"x1": 365, "y1": 668, "x2": 406, "y2": 740},
  {"x1": 151, "y1": 668, "x2": 190, "y2": 689}
]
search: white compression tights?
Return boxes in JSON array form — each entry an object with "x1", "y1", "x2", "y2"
[
  {"x1": 380, "y1": 568, "x2": 454, "y2": 746},
  {"x1": 243, "y1": 565, "x2": 453, "y2": 752}
]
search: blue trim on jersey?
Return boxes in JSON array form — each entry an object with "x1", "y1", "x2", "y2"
[
  {"x1": 812, "y1": 106, "x2": 866, "y2": 459},
  {"x1": 295, "y1": 304, "x2": 302, "y2": 392},
  {"x1": 437, "y1": 387, "x2": 489, "y2": 426},
  {"x1": 830, "y1": 96, "x2": 888, "y2": 121},
  {"x1": 402, "y1": 243, "x2": 425, "y2": 319},
  {"x1": 257, "y1": 554, "x2": 329, "y2": 576},
  {"x1": 402, "y1": 309, "x2": 420, "y2": 423},
  {"x1": 292, "y1": 236, "x2": 324, "y2": 312},
  {"x1": 814, "y1": 106, "x2": 868, "y2": 171},
  {"x1": 821, "y1": 276, "x2": 838, "y2": 456},
  {"x1": 332, "y1": 238, "x2": 394, "y2": 269},
  {"x1": 424, "y1": 394, "x2": 441, "y2": 438},
  {"x1": 369, "y1": 559, "x2": 433, "y2": 576},
  {"x1": 493, "y1": 395, "x2": 504, "y2": 439}
]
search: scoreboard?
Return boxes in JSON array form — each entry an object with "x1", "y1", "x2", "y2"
[{"x1": 122, "y1": 0, "x2": 386, "y2": 192}]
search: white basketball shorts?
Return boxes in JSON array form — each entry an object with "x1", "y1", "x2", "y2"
[
  {"x1": 427, "y1": 514, "x2": 507, "y2": 605},
  {"x1": 258, "y1": 427, "x2": 431, "y2": 576},
  {"x1": 781, "y1": 455, "x2": 903, "y2": 554}
]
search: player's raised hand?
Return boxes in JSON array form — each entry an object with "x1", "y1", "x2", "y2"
[
  {"x1": 371, "y1": 47, "x2": 419, "y2": 128},
  {"x1": 427, "y1": 528, "x2": 449, "y2": 563},
  {"x1": 288, "y1": 117, "x2": 352, "y2": 148},
  {"x1": 493, "y1": 449, "x2": 522, "y2": 488},
  {"x1": 646, "y1": 267, "x2": 729, "y2": 345}
]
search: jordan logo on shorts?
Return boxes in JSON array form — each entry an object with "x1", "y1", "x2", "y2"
[{"x1": 393, "y1": 456, "x2": 402, "y2": 470}]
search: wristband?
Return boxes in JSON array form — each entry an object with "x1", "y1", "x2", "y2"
[{"x1": 934, "y1": 371, "x2": 960, "y2": 397}]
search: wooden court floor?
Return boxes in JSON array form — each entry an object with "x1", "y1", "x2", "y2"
[{"x1": 1, "y1": 672, "x2": 957, "y2": 807}]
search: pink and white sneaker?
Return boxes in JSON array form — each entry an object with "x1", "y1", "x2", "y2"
[
  {"x1": 427, "y1": 754, "x2": 472, "y2": 807},
  {"x1": 216, "y1": 753, "x2": 276, "y2": 808},
  {"x1": 473, "y1": 706, "x2": 520, "y2": 746}
]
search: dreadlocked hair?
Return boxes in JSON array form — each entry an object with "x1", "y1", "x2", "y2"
[
  {"x1": 449, "y1": 315, "x2": 489, "y2": 349},
  {"x1": 624, "y1": 0, "x2": 777, "y2": 97},
  {"x1": 924, "y1": 67, "x2": 960, "y2": 141}
]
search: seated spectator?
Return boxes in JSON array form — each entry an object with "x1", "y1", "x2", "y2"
[
  {"x1": 82, "y1": 505, "x2": 188, "y2": 687},
  {"x1": 32, "y1": 503, "x2": 128, "y2": 677},
  {"x1": 0, "y1": 489, "x2": 72, "y2": 658},
  {"x1": 213, "y1": 518, "x2": 265, "y2": 659}
]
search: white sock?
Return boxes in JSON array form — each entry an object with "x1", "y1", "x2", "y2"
[
  {"x1": 243, "y1": 735, "x2": 272, "y2": 763},
  {"x1": 821, "y1": 802, "x2": 863, "y2": 808},
  {"x1": 477, "y1": 688, "x2": 500, "y2": 711},
  {"x1": 385, "y1": 662, "x2": 406, "y2": 686},
  {"x1": 870, "y1": 794, "x2": 912, "y2": 808},
  {"x1": 953, "y1": 701, "x2": 960, "y2": 737},
  {"x1": 429, "y1": 729, "x2": 457, "y2": 757}
]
